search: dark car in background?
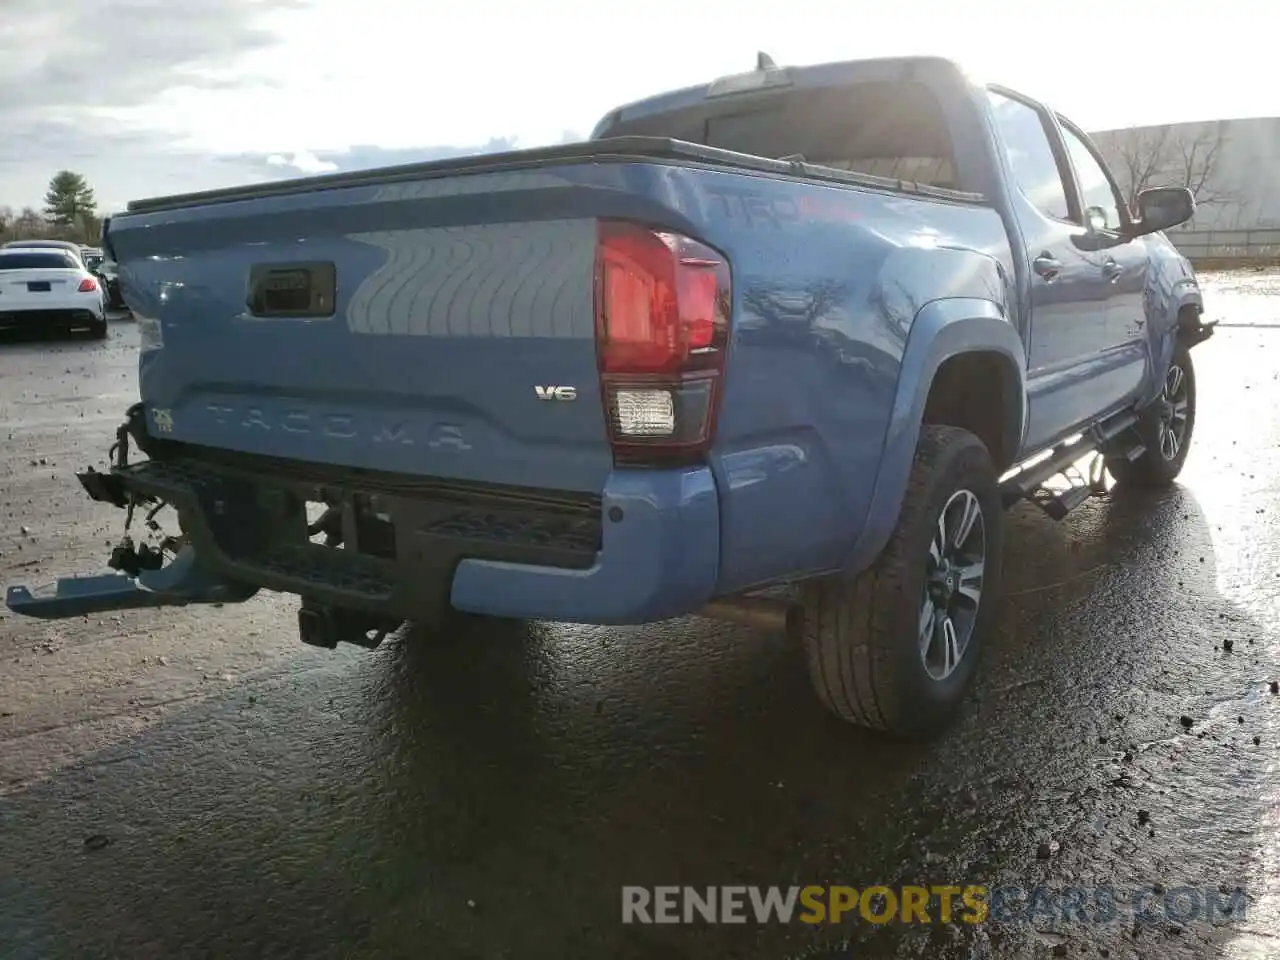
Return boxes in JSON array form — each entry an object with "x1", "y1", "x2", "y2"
[
  {"x1": 92, "y1": 217, "x2": 127, "y2": 312},
  {"x1": 82, "y1": 248, "x2": 125, "y2": 311}
]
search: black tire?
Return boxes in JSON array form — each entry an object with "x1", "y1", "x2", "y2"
[
  {"x1": 1106, "y1": 344, "x2": 1195, "y2": 488},
  {"x1": 800, "y1": 425, "x2": 1004, "y2": 739},
  {"x1": 89, "y1": 319, "x2": 109, "y2": 340}
]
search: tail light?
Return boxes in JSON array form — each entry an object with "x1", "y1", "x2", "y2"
[
  {"x1": 78, "y1": 277, "x2": 98, "y2": 293},
  {"x1": 594, "y1": 220, "x2": 731, "y2": 464}
]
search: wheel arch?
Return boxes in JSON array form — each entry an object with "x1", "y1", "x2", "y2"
[
  {"x1": 1142, "y1": 297, "x2": 1206, "y2": 407},
  {"x1": 842, "y1": 297, "x2": 1027, "y2": 575}
]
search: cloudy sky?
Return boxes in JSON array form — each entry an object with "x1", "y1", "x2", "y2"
[{"x1": 1, "y1": 0, "x2": 1272, "y2": 213}]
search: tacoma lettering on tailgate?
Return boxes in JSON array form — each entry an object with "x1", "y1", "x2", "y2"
[{"x1": 203, "y1": 404, "x2": 471, "y2": 449}]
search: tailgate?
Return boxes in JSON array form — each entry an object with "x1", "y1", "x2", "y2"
[{"x1": 109, "y1": 174, "x2": 612, "y2": 494}]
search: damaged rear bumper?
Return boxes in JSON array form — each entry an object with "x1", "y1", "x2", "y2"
[
  {"x1": 25, "y1": 449, "x2": 604, "y2": 622},
  {"x1": 6, "y1": 547, "x2": 256, "y2": 619},
  {"x1": 5, "y1": 406, "x2": 721, "y2": 628}
]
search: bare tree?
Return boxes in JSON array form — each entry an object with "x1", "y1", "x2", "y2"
[
  {"x1": 12, "y1": 207, "x2": 47, "y2": 239},
  {"x1": 1095, "y1": 121, "x2": 1234, "y2": 216},
  {"x1": 78, "y1": 210, "x2": 103, "y2": 245}
]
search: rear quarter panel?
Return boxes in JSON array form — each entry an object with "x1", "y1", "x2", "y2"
[
  {"x1": 1140, "y1": 231, "x2": 1203, "y2": 404},
  {"x1": 660, "y1": 168, "x2": 1013, "y2": 591}
]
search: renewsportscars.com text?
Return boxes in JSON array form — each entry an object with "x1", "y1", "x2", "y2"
[{"x1": 621, "y1": 885, "x2": 1248, "y2": 926}]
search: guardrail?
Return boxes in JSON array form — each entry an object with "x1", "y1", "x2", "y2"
[{"x1": 1167, "y1": 228, "x2": 1280, "y2": 268}]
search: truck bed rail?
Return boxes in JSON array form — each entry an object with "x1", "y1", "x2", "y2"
[{"x1": 124, "y1": 136, "x2": 986, "y2": 215}]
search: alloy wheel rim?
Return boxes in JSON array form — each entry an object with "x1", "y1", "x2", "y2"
[
  {"x1": 920, "y1": 489, "x2": 985, "y2": 682},
  {"x1": 1157, "y1": 363, "x2": 1190, "y2": 461}
]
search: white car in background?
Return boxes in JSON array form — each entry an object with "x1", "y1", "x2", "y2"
[
  {"x1": 1, "y1": 238, "x2": 89, "y2": 268},
  {"x1": 0, "y1": 247, "x2": 108, "y2": 339}
]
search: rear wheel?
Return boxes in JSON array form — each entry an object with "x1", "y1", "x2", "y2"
[
  {"x1": 799, "y1": 425, "x2": 1004, "y2": 739},
  {"x1": 89, "y1": 318, "x2": 108, "y2": 340},
  {"x1": 1106, "y1": 344, "x2": 1195, "y2": 488}
]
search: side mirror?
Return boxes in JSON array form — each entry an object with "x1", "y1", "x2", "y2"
[{"x1": 1130, "y1": 187, "x2": 1195, "y2": 237}]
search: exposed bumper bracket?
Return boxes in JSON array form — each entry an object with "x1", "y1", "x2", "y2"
[
  {"x1": 5, "y1": 547, "x2": 257, "y2": 620},
  {"x1": 1180, "y1": 316, "x2": 1217, "y2": 349},
  {"x1": 78, "y1": 467, "x2": 136, "y2": 509}
]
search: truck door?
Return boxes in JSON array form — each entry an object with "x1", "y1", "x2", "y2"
[
  {"x1": 986, "y1": 90, "x2": 1128, "y2": 454},
  {"x1": 1057, "y1": 118, "x2": 1150, "y2": 403}
]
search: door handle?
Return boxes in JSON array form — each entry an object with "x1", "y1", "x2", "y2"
[
  {"x1": 1032, "y1": 253, "x2": 1061, "y2": 281},
  {"x1": 1102, "y1": 258, "x2": 1122, "y2": 282}
]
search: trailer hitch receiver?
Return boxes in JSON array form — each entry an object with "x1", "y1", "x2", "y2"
[{"x1": 297, "y1": 602, "x2": 400, "y2": 650}]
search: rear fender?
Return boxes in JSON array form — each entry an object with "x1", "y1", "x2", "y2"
[
  {"x1": 1175, "y1": 285, "x2": 1204, "y2": 320},
  {"x1": 843, "y1": 297, "x2": 1026, "y2": 574},
  {"x1": 1142, "y1": 287, "x2": 1211, "y2": 407}
]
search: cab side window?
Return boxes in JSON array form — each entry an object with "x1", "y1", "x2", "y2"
[
  {"x1": 986, "y1": 90, "x2": 1070, "y2": 221},
  {"x1": 1060, "y1": 125, "x2": 1124, "y2": 233}
]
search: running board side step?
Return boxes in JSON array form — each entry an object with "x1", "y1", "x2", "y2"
[{"x1": 1000, "y1": 412, "x2": 1144, "y2": 520}]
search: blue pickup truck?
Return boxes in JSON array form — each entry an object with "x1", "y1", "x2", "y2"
[{"x1": 6, "y1": 54, "x2": 1215, "y2": 738}]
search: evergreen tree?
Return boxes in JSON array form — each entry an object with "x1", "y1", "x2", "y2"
[{"x1": 43, "y1": 170, "x2": 97, "y2": 227}]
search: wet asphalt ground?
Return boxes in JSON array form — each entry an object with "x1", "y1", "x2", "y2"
[{"x1": 1, "y1": 273, "x2": 1279, "y2": 960}]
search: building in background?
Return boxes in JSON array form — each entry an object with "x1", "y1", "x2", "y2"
[{"x1": 1089, "y1": 117, "x2": 1280, "y2": 264}]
